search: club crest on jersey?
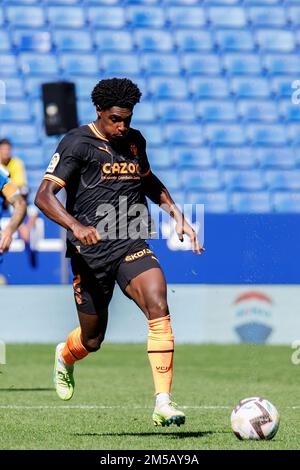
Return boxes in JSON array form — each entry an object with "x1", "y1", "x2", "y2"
[{"x1": 46, "y1": 153, "x2": 60, "y2": 173}]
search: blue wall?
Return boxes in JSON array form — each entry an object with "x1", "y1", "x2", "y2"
[
  {"x1": 1, "y1": 214, "x2": 299, "y2": 285},
  {"x1": 150, "y1": 214, "x2": 300, "y2": 284}
]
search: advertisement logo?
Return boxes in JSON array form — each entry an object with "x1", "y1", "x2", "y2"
[{"x1": 233, "y1": 291, "x2": 273, "y2": 344}]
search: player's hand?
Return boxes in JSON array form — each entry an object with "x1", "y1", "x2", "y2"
[
  {"x1": 175, "y1": 218, "x2": 205, "y2": 255},
  {"x1": 71, "y1": 222, "x2": 101, "y2": 246},
  {"x1": 0, "y1": 228, "x2": 13, "y2": 254}
]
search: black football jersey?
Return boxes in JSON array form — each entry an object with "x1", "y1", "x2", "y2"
[{"x1": 43, "y1": 123, "x2": 154, "y2": 263}]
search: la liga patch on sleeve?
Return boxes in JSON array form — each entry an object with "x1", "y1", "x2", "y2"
[{"x1": 46, "y1": 153, "x2": 60, "y2": 173}]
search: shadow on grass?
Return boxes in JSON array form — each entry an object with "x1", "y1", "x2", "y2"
[
  {"x1": 73, "y1": 431, "x2": 214, "y2": 439},
  {"x1": 0, "y1": 388, "x2": 53, "y2": 392}
]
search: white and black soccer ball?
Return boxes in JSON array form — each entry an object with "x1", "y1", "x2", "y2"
[{"x1": 231, "y1": 397, "x2": 280, "y2": 440}]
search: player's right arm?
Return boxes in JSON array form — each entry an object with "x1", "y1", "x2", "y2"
[
  {"x1": 34, "y1": 137, "x2": 100, "y2": 246},
  {"x1": 35, "y1": 180, "x2": 100, "y2": 246}
]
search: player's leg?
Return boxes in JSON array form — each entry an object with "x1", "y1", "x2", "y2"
[
  {"x1": 54, "y1": 256, "x2": 112, "y2": 401},
  {"x1": 117, "y1": 254, "x2": 185, "y2": 426},
  {"x1": 54, "y1": 306, "x2": 109, "y2": 401}
]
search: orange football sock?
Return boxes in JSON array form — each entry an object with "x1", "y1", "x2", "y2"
[
  {"x1": 147, "y1": 315, "x2": 174, "y2": 395},
  {"x1": 61, "y1": 327, "x2": 89, "y2": 366}
]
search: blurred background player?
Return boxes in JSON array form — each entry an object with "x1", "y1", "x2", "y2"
[
  {"x1": 0, "y1": 138, "x2": 39, "y2": 267},
  {"x1": 0, "y1": 164, "x2": 27, "y2": 260},
  {"x1": 35, "y1": 78, "x2": 204, "y2": 427}
]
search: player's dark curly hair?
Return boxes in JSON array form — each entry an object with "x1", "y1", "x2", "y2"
[{"x1": 91, "y1": 78, "x2": 142, "y2": 110}]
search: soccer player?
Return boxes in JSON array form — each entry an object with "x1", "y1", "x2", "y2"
[
  {"x1": 35, "y1": 78, "x2": 204, "y2": 427},
  {"x1": 0, "y1": 138, "x2": 39, "y2": 266},
  {"x1": 0, "y1": 164, "x2": 27, "y2": 258}
]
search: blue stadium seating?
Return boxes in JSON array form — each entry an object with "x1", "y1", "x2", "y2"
[
  {"x1": 25, "y1": 77, "x2": 61, "y2": 98},
  {"x1": 53, "y1": 30, "x2": 92, "y2": 51},
  {"x1": 188, "y1": 191, "x2": 229, "y2": 213},
  {"x1": 175, "y1": 30, "x2": 213, "y2": 52},
  {"x1": 6, "y1": 6, "x2": 45, "y2": 27},
  {"x1": 94, "y1": 31, "x2": 133, "y2": 51},
  {"x1": 0, "y1": 101, "x2": 31, "y2": 122},
  {"x1": 215, "y1": 30, "x2": 254, "y2": 51},
  {"x1": 167, "y1": 7, "x2": 205, "y2": 27},
  {"x1": 272, "y1": 77, "x2": 296, "y2": 97},
  {"x1": 127, "y1": 6, "x2": 165, "y2": 27},
  {"x1": 47, "y1": 7, "x2": 85, "y2": 28},
  {"x1": 20, "y1": 53, "x2": 58, "y2": 75},
  {"x1": 0, "y1": 124, "x2": 38, "y2": 145},
  {"x1": 77, "y1": 100, "x2": 96, "y2": 123},
  {"x1": 223, "y1": 54, "x2": 262, "y2": 75},
  {"x1": 182, "y1": 54, "x2": 220, "y2": 75},
  {"x1": 204, "y1": 124, "x2": 245, "y2": 145},
  {"x1": 72, "y1": 77, "x2": 101, "y2": 99},
  {"x1": 153, "y1": 169, "x2": 180, "y2": 190},
  {"x1": 13, "y1": 30, "x2": 52, "y2": 53},
  {"x1": 215, "y1": 147, "x2": 256, "y2": 169},
  {"x1": 289, "y1": 124, "x2": 300, "y2": 144},
  {"x1": 181, "y1": 169, "x2": 222, "y2": 191},
  {"x1": 237, "y1": 100, "x2": 278, "y2": 122},
  {"x1": 247, "y1": 124, "x2": 287, "y2": 145},
  {"x1": 264, "y1": 54, "x2": 300, "y2": 75},
  {"x1": 14, "y1": 146, "x2": 46, "y2": 169},
  {"x1": 196, "y1": 101, "x2": 236, "y2": 121},
  {"x1": 208, "y1": 7, "x2": 247, "y2": 27},
  {"x1": 248, "y1": 6, "x2": 287, "y2": 26},
  {"x1": 279, "y1": 100, "x2": 300, "y2": 121},
  {"x1": 0, "y1": 0, "x2": 300, "y2": 213},
  {"x1": 231, "y1": 192, "x2": 271, "y2": 213},
  {"x1": 224, "y1": 170, "x2": 265, "y2": 191},
  {"x1": 141, "y1": 54, "x2": 180, "y2": 75},
  {"x1": 190, "y1": 78, "x2": 229, "y2": 98},
  {"x1": 256, "y1": 30, "x2": 295, "y2": 52},
  {"x1": 287, "y1": 6, "x2": 300, "y2": 25},
  {"x1": 31, "y1": 99, "x2": 44, "y2": 124},
  {"x1": 157, "y1": 101, "x2": 195, "y2": 122},
  {"x1": 88, "y1": 7, "x2": 125, "y2": 28},
  {"x1": 60, "y1": 54, "x2": 98, "y2": 75},
  {"x1": 147, "y1": 147, "x2": 172, "y2": 170},
  {"x1": 257, "y1": 148, "x2": 296, "y2": 169},
  {"x1": 132, "y1": 101, "x2": 155, "y2": 123},
  {"x1": 266, "y1": 170, "x2": 300, "y2": 190},
  {"x1": 230, "y1": 78, "x2": 270, "y2": 98},
  {"x1": 26, "y1": 169, "x2": 44, "y2": 194},
  {"x1": 136, "y1": 124, "x2": 163, "y2": 145},
  {"x1": 101, "y1": 54, "x2": 139, "y2": 75},
  {"x1": 134, "y1": 30, "x2": 173, "y2": 52},
  {"x1": 165, "y1": 124, "x2": 202, "y2": 145},
  {"x1": 273, "y1": 192, "x2": 300, "y2": 213},
  {"x1": 0, "y1": 31, "x2": 10, "y2": 51},
  {"x1": 0, "y1": 55, "x2": 18, "y2": 76},
  {"x1": 148, "y1": 77, "x2": 188, "y2": 98},
  {"x1": 173, "y1": 147, "x2": 212, "y2": 168},
  {"x1": 3, "y1": 78, "x2": 25, "y2": 98}
]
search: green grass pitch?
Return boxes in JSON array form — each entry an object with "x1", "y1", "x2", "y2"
[{"x1": 0, "y1": 343, "x2": 299, "y2": 450}]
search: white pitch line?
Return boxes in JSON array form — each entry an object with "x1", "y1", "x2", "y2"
[
  {"x1": 0, "y1": 405, "x2": 231, "y2": 410},
  {"x1": 0, "y1": 404, "x2": 294, "y2": 410}
]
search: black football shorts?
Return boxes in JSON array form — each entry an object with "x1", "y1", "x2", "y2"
[{"x1": 71, "y1": 240, "x2": 161, "y2": 315}]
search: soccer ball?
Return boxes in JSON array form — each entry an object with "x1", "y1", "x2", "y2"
[{"x1": 231, "y1": 397, "x2": 280, "y2": 440}]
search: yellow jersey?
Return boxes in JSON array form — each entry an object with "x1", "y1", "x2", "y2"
[{"x1": 5, "y1": 157, "x2": 27, "y2": 189}]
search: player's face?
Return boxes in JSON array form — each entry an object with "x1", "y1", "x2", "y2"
[
  {"x1": 97, "y1": 107, "x2": 132, "y2": 140},
  {"x1": 0, "y1": 143, "x2": 11, "y2": 165}
]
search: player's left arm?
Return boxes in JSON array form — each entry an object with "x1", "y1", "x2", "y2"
[
  {"x1": 141, "y1": 171, "x2": 204, "y2": 255},
  {"x1": 0, "y1": 182, "x2": 27, "y2": 253}
]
